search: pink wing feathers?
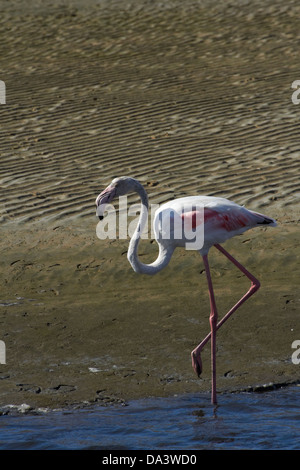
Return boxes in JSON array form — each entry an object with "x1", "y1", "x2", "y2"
[{"x1": 181, "y1": 206, "x2": 276, "y2": 233}]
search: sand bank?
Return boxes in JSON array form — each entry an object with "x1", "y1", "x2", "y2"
[{"x1": 0, "y1": 0, "x2": 299, "y2": 410}]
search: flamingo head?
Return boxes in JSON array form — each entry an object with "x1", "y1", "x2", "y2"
[{"x1": 95, "y1": 177, "x2": 137, "y2": 220}]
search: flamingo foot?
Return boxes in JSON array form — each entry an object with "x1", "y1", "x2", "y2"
[{"x1": 191, "y1": 351, "x2": 202, "y2": 377}]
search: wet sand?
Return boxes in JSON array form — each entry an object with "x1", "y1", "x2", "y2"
[{"x1": 0, "y1": 0, "x2": 299, "y2": 410}]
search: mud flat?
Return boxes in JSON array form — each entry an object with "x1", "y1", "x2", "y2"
[{"x1": 0, "y1": 0, "x2": 299, "y2": 410}]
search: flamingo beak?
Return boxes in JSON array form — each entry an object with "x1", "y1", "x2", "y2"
[{"x1": 95, "y1": 185, "x2": 116, "y2": 220}]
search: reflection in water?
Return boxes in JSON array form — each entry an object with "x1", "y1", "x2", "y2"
[{"x1": 0, "y1": 386, "x2": 299, "y2": 450}]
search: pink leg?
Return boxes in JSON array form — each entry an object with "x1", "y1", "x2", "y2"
[
  {"x1": 203, "y1": 254, "x2": 218, "y2": 404},
  {"x1": 191, "y1": 243, "x2": 260, "y2": 404}
]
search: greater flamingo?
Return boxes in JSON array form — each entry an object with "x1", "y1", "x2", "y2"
[{"x1": 95, "y1": 176, "x2": 277, "y2": 404}]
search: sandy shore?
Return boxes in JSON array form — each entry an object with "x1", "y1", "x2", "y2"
[{"x1": 0, "y1": 0, "x2": 299, "y2": 410}]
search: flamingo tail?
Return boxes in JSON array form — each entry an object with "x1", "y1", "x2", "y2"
[{"x1": 250, "y1": 210, "x2": 277, "y2": 227}]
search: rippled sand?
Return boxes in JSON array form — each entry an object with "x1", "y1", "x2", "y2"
[{"x1": 0, "y1": 0, "x2": 299, "y2": 410}]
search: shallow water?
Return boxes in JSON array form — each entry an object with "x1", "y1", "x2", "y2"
[{"x1": 1, "y1": 386, "x2": 299, "y2": 450}]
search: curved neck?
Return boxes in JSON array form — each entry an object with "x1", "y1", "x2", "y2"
[{"x1": 127, "y1": 183, "x2": 174, "y2": 275}]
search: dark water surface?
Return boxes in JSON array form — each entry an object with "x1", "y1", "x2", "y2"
[{"x1": 1, "y1": 386, "x2": 299, "y2": 450}]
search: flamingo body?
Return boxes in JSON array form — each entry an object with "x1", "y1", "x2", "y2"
[
  {"x1": 95, "y1": 177, "x2": 277, "y2": 405},
  {"x1": 154, "y1": 195, "x2": 276, "y2": 254}
]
